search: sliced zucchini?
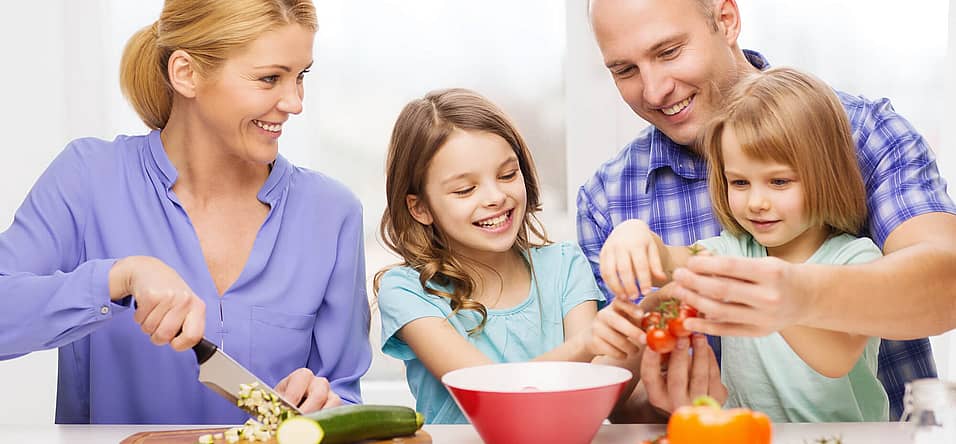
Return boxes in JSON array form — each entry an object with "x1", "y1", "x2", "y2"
[{"x1": 276, "y1": 416, "x2": 325, "y2": 444}]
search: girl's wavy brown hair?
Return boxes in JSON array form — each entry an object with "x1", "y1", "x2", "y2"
[
  {"x1": 374, "y1": 88, "x2": 550, "y2": 334},
  {"x1": 698, "y1": 67, "x2": 867, "y2": 237}
]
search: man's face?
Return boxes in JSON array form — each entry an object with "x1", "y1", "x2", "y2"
[{"x1": 591, "y1": 0, "x2": 741, "y2": 146}]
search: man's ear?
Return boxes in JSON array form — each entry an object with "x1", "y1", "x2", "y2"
[
  {"x1": 406, "y1": 194, "x2": 434, "y2": 225},
  {"x1": 715, "y1": 0, "x2": 742, "y2": 45},
  {"x1": 167, "y1": 49, "x2": 199, "y2": 98}
]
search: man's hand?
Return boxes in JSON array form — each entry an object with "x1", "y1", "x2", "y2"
[
  {"x1": 670, "y1": 255, "x2": 812, "y2": 337},
  {"x1": 275, "y1": 368, "x2": 342, "y2": 414},
  {"x1": 641, "y1": 334, "x2": 726, "y2": 413}
]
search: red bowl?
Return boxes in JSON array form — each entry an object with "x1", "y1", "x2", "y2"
[{"x1": 442, "y1": 362, "x2": 632, "y2": 444}]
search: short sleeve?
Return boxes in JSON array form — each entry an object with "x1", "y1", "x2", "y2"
[
  {"x1": 377, "y1": 267, "x2": 450, "y2": 361},
  {"x1": 829, "y1": 236, "x2": 884, "y2": 266},
  {"x1": 695, "y1": 231, "x2": 755, "y2": 257},
  {"x1": 557, "y1": 242, "x2": 606, "y2": 315}
]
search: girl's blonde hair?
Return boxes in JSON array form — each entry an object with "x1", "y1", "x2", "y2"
[
  {"x1": 119, "y1": 0, "x2": 317, "y2": 130},
  {"x1": 375, "y1": 88, "x2": 549, "y2": 333},
  {"x1": 699, "y1": 67, "x2": 867, "y2": 237}
]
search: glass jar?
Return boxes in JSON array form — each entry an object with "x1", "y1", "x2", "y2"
[{"x1": 900, "y1": 378, "x2": 956, "y2": 444}]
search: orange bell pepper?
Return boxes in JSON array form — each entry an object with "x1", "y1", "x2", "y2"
[{"x1": 667, "y1": 396, "x2": 772, "y2": 444}]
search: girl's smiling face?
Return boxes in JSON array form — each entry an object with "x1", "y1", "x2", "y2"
[
  {"x1": 408, "y1": 128, "x2": 527, "y2": 262},
  {"x1": 721, "y1": 127, "x2": 828, "y2": 262}
]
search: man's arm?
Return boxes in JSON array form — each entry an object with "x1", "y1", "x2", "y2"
[
  {"x1": 808, "y1": 212, "x2": 956, "y2": 338},
  {"x1": 673, "y1": 212, "x2": 956, "y2": 339}
]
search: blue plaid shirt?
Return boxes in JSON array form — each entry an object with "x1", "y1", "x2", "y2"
[{"x1": 576, "y1": 50, "x2": 956, "y2": 420}]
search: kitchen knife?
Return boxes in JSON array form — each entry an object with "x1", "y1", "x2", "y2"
[{"x1": 192, "y1": 337, "x2": 303, "y2": 416}]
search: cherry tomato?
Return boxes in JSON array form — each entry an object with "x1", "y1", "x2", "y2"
[
  {"x1": 646, "y1": 327, "x2": 676, "y2": 353},
  {"x1": 641, "y1": 311, "x2": 662, "y2": 330},
  {"x1": 667, "y1": 317, "x2": 692, "y2": 338},
  {"x1": 679, "y1": 304, "x2": 698, "y2": 319}
]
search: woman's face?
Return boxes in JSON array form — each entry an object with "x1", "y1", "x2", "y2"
[{"x1": 193, "y1": 23, "x2": 314, "y2": 165}]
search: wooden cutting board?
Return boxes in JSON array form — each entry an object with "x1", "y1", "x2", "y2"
[{"x1": 120, "y1": 427, "x2": 432, "y2": 444}]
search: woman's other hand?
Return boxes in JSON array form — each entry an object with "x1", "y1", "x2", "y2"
[
  {"x1": 109, "y1": 255, "x2": 206, "y2": 351},
  {"x1": 275, "y1": 368, "x2": 342, "y2": 413}
]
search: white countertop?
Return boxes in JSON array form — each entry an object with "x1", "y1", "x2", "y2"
[{"x1": 0, "y1": 422, "x2": 917, "y2": 443}]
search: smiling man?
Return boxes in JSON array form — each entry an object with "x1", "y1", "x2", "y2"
[{"x1": 578, "y1": 0, "x2": 956, "y2": 422}]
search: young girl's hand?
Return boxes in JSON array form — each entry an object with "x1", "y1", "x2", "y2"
[
  {"x1": 599, "y1": 219, "x2": 669, "y2": 300},
  {"x1": 589, "y1": 297, "x2": 646, "y2": 360}
]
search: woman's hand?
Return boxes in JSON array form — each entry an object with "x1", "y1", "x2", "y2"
[
  {"x1": 589, "y1": 298, "x2": 646, "y2": 360},
  {"x1": 599, "y1": 219, "x2": 669, "y2": 300},
  {"x1": 109, "y1": 255, "x2": 206, "y2": 351},
  {"x1": 275, "y1": 368, "x2": 342, "y2": 414}
]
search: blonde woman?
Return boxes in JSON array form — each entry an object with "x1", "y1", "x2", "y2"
[
  {"x1": 0, "y1": 0, "x2": 370, "y2": 423},
  {"x1": 593, "y1": 68, "x2": 889, "y2": 422}
]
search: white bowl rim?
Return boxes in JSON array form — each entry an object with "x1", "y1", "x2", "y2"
[{"x1": 441, "y1": 361, "x2": 633, "y2": 393}]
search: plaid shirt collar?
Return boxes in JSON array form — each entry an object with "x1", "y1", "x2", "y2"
[{"x1": 644, "y1": 50, "x2": 771, "y2": 192}]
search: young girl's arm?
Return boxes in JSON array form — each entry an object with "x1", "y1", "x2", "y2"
[
  {"x1": 777, "y1": 242, "x2": 883, "y2": 378},
  {"x1": 398, "y1": 317, "x2": 496, "y2": 379},
  {"x1": 532, "y1": 301, "x2": 598, "y2": 362},
  {"x1": 398, "y1": 301, "x2": 598, "y2": 379},
  {"x1": 599, "y1": 220, "x2": 696, "y2": 300},
  {"x1": 779, "y1": 327, "x2": 870, "y2": 378}
]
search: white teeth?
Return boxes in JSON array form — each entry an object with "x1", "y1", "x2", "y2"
[
  {"x1": 662, "y1": 97, "x2": 692, "y2": 116},
  {"x1": 476, "y1": 213, "x2": 508, "y2": 228},
  {"x1": 254, "y1": 120, "x2": 281, "y2": 132}
]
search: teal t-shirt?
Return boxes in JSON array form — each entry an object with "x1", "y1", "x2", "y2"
[
  {"x1": 697, "y1": 231, "x2": 889, "y2": 422},
  {"x1": 377, "y1": 242, "x2": 605, "y2": 424}
]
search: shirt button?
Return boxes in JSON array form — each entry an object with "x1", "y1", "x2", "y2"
[{"x1": 100, "y1": 306, "x2": 110, "y2": 315}]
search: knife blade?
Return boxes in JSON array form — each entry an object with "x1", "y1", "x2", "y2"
[{"x1": 192, "y1": 338, "x2": 303, "y2": 416}]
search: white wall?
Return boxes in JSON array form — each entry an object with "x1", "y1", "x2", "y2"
[{"x1": 0, "y1": 2, "x2": 69, "y2": 426}]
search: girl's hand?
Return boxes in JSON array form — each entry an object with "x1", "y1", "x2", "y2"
[
  {"x1": 110, "y1": 256, "x2": 206, "y2": 351},
  {"x1": 589, "y1": 298, "x2": 647, "y2": 360},
  {"x1": 599, "y1": 219, "x2": 668, "y2": 301},
  {"x1": 275, "y1": 368, "x2": 342, "y2": 414}
]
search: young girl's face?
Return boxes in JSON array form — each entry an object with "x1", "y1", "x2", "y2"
[
  {"x1": 721, "y1": 128, "x2": 828, "y2": 262},
  {"x1": 412, "y1": 128, "x2": 527, "y2": 260}
]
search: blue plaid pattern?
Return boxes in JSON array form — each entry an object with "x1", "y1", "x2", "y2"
[{"x1": 576, "y1": 50, "x2": 956, "y2": 420}]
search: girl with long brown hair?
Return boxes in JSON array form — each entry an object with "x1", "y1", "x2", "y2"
[{"x1": 375, "y1": 88, "x2": 605, "y2": 423}]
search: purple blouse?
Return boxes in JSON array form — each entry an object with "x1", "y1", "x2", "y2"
[{"x1": 0, "y1": 130, "x2": 371, "y2": 424}]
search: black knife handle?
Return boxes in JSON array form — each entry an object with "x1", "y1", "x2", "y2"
[
  {"x1": 133, "y1": 298, "x2": 215, "y2": 364},
  {"x1": 193, "y1": 337, "x2": 217, "y2": 365}
]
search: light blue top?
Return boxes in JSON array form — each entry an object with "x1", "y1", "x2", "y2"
[
  {"x1": 0, "y1": 131, "x2": 372, "y2": 424},
  {"x1": 697, "y1": 231, "x2": 889, "y2": 422},
  {"x1": 378, "y1": 242, "x2": 604, "y2": 424}
]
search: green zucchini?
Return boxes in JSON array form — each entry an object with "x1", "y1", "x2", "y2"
[{"x1": 295, "y1": 404, "x2": 424, "y2": 444}]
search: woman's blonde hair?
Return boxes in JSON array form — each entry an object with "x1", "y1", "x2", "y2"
[
  {"x1": 374, "y1": 88, "x2": 550, "y2": 334},
  {"x1": 699, "y1": 67, "x2": 867, "y2": 237},
  {"x1": 119, "y1": 0, "x2": 317, "y2": 130}
]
